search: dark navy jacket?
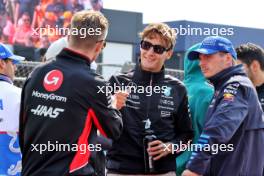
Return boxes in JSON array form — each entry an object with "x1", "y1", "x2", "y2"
[{"x1": 186, "y1": 65, "x2": 264, "y2": 176}]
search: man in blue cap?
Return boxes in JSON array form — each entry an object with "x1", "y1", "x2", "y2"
[
  {"x1": 0, "y1": 43, "x2": 24, "y2": 176},
  {"x1": 182, "y1": 36, "x2": 264, "y2": 176}
]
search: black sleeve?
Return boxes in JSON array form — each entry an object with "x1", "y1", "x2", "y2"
[
  {"x1": 172, "y1": 87, "x2": 194, "y2": 146},
  {"x1": 18, "y1": 77, "x2": 30, "y2": 152},
  {"x1": 18, "y1": 64, "x2": 42, "y2": 151},
  {"x1": 108, "y1": 75, "x2": 122, "y2": 95},
  {"x1": 87, "y1": 75, "x2": 123, "y2": 141}
]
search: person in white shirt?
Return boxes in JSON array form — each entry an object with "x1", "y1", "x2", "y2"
[
  {"x1": 45, "y1": 36, "x2": 98, "y2": 71},
  {"x1": 0, "y1": 43, "x2": 24, "y2": 176}
]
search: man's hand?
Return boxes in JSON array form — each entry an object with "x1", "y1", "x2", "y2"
[
  {"x1": 182, "y1": 169, "x2": 201, "y2": 176},
  {"x1": 112, "y1": 91, "x2": 129, "y2": 110},
  {"x1": 147, "y1": 140, "x2": 172, "y2": 160}
]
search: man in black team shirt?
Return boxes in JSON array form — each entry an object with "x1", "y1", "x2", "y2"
[
  {"x1": 106, "y1": 23, "x2": 193, "y2": 176},
  {"x1": 236, "y1": 43, "x2": 264, "y2": 110},
  {"x1": 19, "y1": 10, "x2": 123, "y2": 176}
]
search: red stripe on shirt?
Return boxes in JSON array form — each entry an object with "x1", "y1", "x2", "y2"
[{"x1": 69, "y1": 108, "x2": 107, "y2": 173}]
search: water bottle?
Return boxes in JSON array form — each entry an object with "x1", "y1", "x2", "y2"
[{"x1": 143, "y1": 129, "x2": 157, "y2": 173}]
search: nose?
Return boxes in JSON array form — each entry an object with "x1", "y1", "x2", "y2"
[
  {"x1": 145, "y1": 46, "x2": 155, "y2": 55},
  {"x1": 199, "y1": 55, "x2": 207, "y2": 67},
  {"x1": 199, "y1": 59, "x2": 208, "y2": 71},
  {"x1": 13, "y1": 64, "x2": 17, "y2": 72}
]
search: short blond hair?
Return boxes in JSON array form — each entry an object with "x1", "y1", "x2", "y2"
[
  {"x1": 139, "y1": 23, "x2": 176, "y2": 50},
  {"x1": 70, "y1": 10, "x2": 109, "y2": 47}
]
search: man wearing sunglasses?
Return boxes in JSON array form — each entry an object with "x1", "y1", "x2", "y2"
[
  {"x1": 106, "y1": 23, "x2": 193, "y2": 176},
  {"x1": 0, "y1": 43, "x2": 25, "y2": 176},
  {"x1": 182, "y1": 36, "x2": 264, "y2": 176}
]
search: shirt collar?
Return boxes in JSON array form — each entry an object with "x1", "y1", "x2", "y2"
[{"x1": 0, "y1": 74, "x2": 13, "y2": 84}]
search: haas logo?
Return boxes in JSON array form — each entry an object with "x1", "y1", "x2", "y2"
[{"x1": 43, "y1": 70, "x2": 63, "y2": 92}]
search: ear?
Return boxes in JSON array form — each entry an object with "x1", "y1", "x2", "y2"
[
  {"x1": 0, "y1": 60, "x2": 5, "y2": 69},
  {"x1": 250, "y1": 60, "x2": 260, "y2": 72},
  {"x1": 94, "y1": 42, "x2": 103, "y2": 53},
  {"x1": 165, "y1": 49, "x2": 173, "y2": 60}
]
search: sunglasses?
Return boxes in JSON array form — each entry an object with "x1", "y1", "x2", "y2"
[{"x1": 140, "y1": 40, "x2": 171, "y2": 54}]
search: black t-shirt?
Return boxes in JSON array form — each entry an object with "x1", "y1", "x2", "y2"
[{"x1": 256, "y1": 83, "x2": 264, "y2": 110}]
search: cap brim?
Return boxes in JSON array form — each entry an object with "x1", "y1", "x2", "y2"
[
  {"x1": 9, "y1": 55, "x2": 25, "y2": 64},
  {"x1": 188, "y1": 48, "x2": 219, "y2": 60}
]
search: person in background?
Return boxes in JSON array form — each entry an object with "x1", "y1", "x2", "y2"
[
  {"x1": 34, "y1": 35, "x2": 50, "y2": 62},
  {"x1": 13, "y1": 12, "x2": 33, "y2": 46},
  {"x1": 38, "y1": 11, "x2": 59, "y2": 42},
  {"x1": 0, "y1": 43, "x2": 25, "y2": 176},
  {"x1": 176, "y1": 43, "x2": 214, "y2": 175},
  {"x1": 14, "y1": 0, "x2": 40, "y2": 26},
  {"x1": 182, "y1": 36, "x2": 264, "y2": 176},
  {"x1": 236, "y1": 43, "x2": 264, "y2": 110},
  {"x1": 45, "y1": 0, "x2": 65, "y2": 13},
  {"x1": 0, "y1": 3, "x2": 8, "y2": 42},
  {"x1": 62, "y1": 11, "x2": 72, "y2": 28},
  {"x1": 44, "y1": 36, "x2": 97, "y2": 70},
  {"x1": 2, "y1": 17, "x2": 15, "y2": 44},
  {"x1": 90, "y1": 0, "x2": 103, "y2": 11},
  {"x1": 67, "y1": 0, "x2": 84, "y2": 13}
]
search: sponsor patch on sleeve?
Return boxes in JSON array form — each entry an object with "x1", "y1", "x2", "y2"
[
  {"x1": 223, "y1": 93, "x2": 234, "y2": 101},
  {"x1": 222, "y1": 83, "x2": 240, "y2": 101}
]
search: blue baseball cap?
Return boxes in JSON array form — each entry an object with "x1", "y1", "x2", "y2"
[
  {"x1": 188, "y1": 36, "x2": 237, "y2": 60},
  {"x1": 0, "y1": 43, "x2": 25, "y2": 64}
]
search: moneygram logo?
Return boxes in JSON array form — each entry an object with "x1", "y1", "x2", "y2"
[{"x1": 43, "y1": 70, "x2": 64, "y2": 92}]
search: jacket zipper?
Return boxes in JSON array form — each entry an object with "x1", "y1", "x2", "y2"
[{"x1": 146, "y1": 73, "x2": 153, "y2": 119}]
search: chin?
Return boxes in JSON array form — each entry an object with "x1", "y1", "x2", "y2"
[
  {"x1": 203, "y1": 73, "x2": 211, "y2": 78},
  {"x1": 144, "y1": 67, "x2": 154, "y2": 72},
  {"x1": 141, "y1": 64, "x2": 154, "y2": 71}
]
